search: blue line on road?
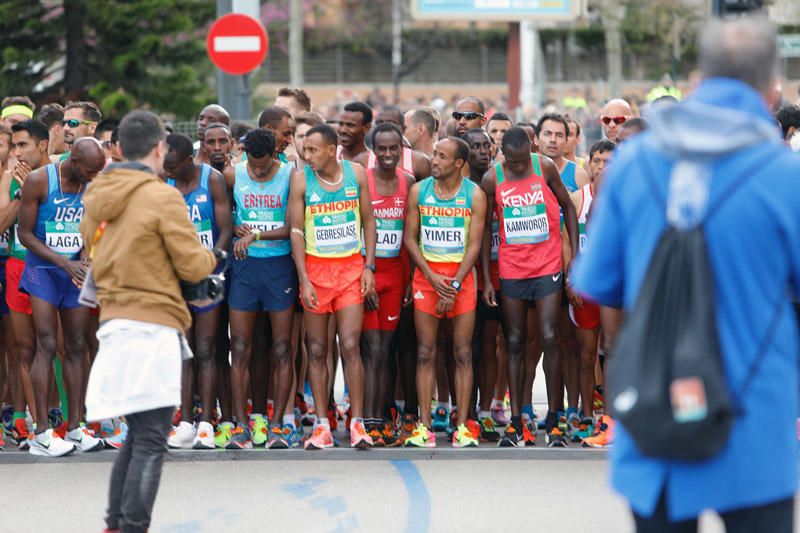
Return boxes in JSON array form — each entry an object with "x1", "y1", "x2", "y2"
[{"x1": 391, "y1": 460, "x2": 430, "y2": 533}]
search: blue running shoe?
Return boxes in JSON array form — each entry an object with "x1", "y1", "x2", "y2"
[
  {"x1": 2, "y1": 405, "x2": 13, "y2": 436},
  {"x1": 432, "y1": 406, "x2": 450, "y2": 432},
  {"x1": 284, "y1": 423, "x2": 302, "y2": 448}
]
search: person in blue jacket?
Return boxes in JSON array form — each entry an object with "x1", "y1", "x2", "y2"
[{"x1": 573, "y1": 15, "x2": 799, "y2": 532}]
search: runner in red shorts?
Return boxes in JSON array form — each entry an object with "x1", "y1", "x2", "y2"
[
  {"x1": 288, "y1": 124, "x2": 377, "y2": 450},
  {"x1": 565, "y1": 139, "x2": 616, "y2": 441},
  {"x1": 404, "y1": 137, "x2": 487, "y2": 448},
  {"x1": 360, "y1": 123, "x2": 414, "y2": 446}
]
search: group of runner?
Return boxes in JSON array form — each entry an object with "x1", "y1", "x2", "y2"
[{"x1": 0, "y1": 89, "x2": 637, "y2": 455}]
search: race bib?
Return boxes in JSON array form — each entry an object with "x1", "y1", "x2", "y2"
[
  {"x1": 314, "y1": 211, "x2": 359, "y2": 254},
  {"x1": 46, "y1": 221, "x2": 83, "y2": 256},
  {"x1": 578, "y1": 223, "x2": 587, "y2": 253},
  {"x1": 420, "y1": 214, "x2": 465, "y2": 255},
  {"x1": 502, "y1": 204, "x2": 549, "y2": 244},
  {"x1": 374, "y1": 218, "x2": 403, "y2": 258},
  {"x1": 243, "y1": 208, "x2": 285, "y2": 248},
  {"x1": 0, "y1": 229, "x2": 9, "y2": 254}
]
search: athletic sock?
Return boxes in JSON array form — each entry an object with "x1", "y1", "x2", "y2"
[
  {"x1": 511, "y1": 415, "x2": 523, "y2": 432},
  {"x1": 490, "y1": 398, "x2": 502, "y2": 410},
  {"x1": 249, "y1": 413, "x2": 263, "y2": 421},
  {"x1": 282, "y1": 414, "x2": 294, "y2": 426},
  {"x1": 546, "y1": 412, "x2": 558, "y2": 432},
  {"x1": 478, "y1": 410, "x2": 491, "y2": 420},
  {"x1": 435, "y1": 401, "x2": 450, "y2": 411},
  {"x1": 396, "y1": 400, "x2": 405, "y2": 413},
  {"x1": 317, "y1": 417, "x2": 330, "y2": 429},
  {"x1": 13, "y1": 411, "x2": 26, "y2": 422}
]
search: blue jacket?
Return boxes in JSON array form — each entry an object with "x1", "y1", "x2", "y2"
[{"x1": 573, "y1": 78, "x2": 800, "y2": 520}]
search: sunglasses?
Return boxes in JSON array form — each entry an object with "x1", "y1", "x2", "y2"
[
  {"x1": 601, "y1": 115, "x2": 627, "y2": 126},
  {"x1": 63, "y1": 119, "x2": 96, "y2": 128},
  {"x1": 452, "y1": 111, "x2": 484, "y2": 121}
]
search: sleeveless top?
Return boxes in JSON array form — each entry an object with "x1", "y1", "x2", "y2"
[
  {"x1": 494, "y1": 155, "x2": 562, "y2": 279},
  {"x1": 29, "y1": 163, "x2": 85, "y2": 267},
  {"x1": 364, "y1": 168, "x2": 409, "y2": 259},
  {"x1": 9, "y1": 180, "x2": 25, "y2": 260},
  {"x1": 417, "y1": 176, "x2": 476, "y2": 263},
  {"x1": 304, "y1": 160, "x2": 362, "y2": 258},
  {"x1": 167, "y1": 164, "x2": 218, "y2": 249},
  {"x1": 560, "y1": 159, "x2": 579, "y2": 193},
  {"x1": 233, "y1": 160, "x2": 292, "y2": 257}
]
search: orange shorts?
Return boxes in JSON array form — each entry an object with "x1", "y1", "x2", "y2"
[
  {"x1": 304, "y1": 253, "x2": 364, "y2": 315},
  {"x1": 5, "y1": 257, "x2": 31, "y2": 315},
  {"x1": 412, "y1": 262, "x2": 476, "y2": 319}
]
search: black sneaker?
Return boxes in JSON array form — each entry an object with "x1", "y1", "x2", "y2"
[
  {"x1": 479, "y1": 417, "x2": 501, "y2": 443},
  {"x1": 545, "y1": 427, "x2": 568, "y2": 448},
  {"x1": 498, "y1": 424, "x2": 524, "y2": 448}
]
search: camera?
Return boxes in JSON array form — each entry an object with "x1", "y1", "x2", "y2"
[{"x1": 180, "y1": 249, "x2": 228, "y2": 307}]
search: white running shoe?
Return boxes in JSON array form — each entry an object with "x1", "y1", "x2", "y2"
[
  {"x1": 167, "y1": 421, "x2": 196, "y2": 449},
  {"x1": 28, "y1": 429, "x2": 77, "y2": 457},
  {"x1": 192, "y1": 421, "x2": 215, "y2": 450},
  {"x1": 66, "y1": 427, "x2": 105, "y2": 452}
]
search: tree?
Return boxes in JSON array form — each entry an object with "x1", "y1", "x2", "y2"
[{"x1": 0, "y1": 0, "x2": 216, "y2": 119}]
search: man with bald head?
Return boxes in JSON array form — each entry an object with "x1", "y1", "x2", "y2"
[
  {"x1": 194, "y1": 104, "x2": 230, "y2": 155},
  {"x1": 599, "y1": 99, "x2": 634, "y2": 143},
  {"x1": 19, "y1": 136, "x2": 105, "y2": 456}
]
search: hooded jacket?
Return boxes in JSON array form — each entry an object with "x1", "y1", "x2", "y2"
[
  {"x1": 80, "y1": 163, "x2": 217, "y2": 331},
  {"x1": 573, "y1": 79, "x2": 800, "y2": 519}
]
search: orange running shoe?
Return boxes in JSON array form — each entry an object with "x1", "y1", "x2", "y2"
[
  {"x1": 522, "y1": 421, "x2": 536, "y2": 446},
  {"x1": 466, "y1": 419, "x2": 481, "y2": 441},
  {"x1": 350, "y1": 421, "x2": 373, "y2": 449},
  {"x1": 582, "y1": 415, "x2": 615, "y2": 448},
  {"x1": 304, "y1": 424, "x2": 334, "y2": 450}
]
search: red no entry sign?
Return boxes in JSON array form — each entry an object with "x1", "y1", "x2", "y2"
[{"x1": 206, "y1": 13, "x2": 269, "y2": 75}]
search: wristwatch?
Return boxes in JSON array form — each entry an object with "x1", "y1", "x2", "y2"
[
  {"x1": 13, "y1": 189, "x2": 21, "y2": 201},
  {"x1": 450, "y1": 279, "x2": 462, "y2": 292},
  {"x1": 364, "y1": 264, "x2": 377, "y2": 273}
]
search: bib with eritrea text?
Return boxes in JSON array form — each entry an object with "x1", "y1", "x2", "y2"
[
  {"x1": 304, "y1": 161, "x2": 362, "y2": 258},
  {"x1": 168, "y1": 164, "x2": 218, "y2": 250},
  {"x1": 233, "y1": 160, "x2": 292, "y2": 258},
  {"x1": 417, "y1": 177, "x2": 475, "y2": 263},
  {"x1": 496, "y1": 157, "x2": 549, "y2": 245}
]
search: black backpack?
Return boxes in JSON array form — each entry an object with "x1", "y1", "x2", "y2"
[{"x1": 607, "y1": 152, "x2": 781, "y2": 462}]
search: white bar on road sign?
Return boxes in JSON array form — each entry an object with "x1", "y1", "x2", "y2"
[{"x1": 213, "y1": 36, "x2": 261, "y2": 52}]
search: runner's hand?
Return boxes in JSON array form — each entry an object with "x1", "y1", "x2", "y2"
[
  {"x1": 233, "y1": 233, "x2": 254, "y2": 260},
  {"x1": 566, "y1": 286, "x2": 583, "y2": 308},
  {"x1": 427, "y1": 273, "x2": 457, "y2": 300},
  {"x1": 365, "y1": 290, "x2": 379, "y2": 311},
  {"x1": 12, "y1": 161, "x2": 31, "y2": 186},
  {"x1": 402, "y1": 283, "x2": 413, "y2": 307},
  {"x1": 482, "y1": 283, "x2": 497, "y2": 307},
  {"x1": 300, "y1": 279, "x2": 318, "y2": 310},
  {"x1": 436, "y1": 296, "x2": 454, "y2": 316},
  {"x1": 361, "y1": 269, "x2": 375, "y2": 296},
  {"x1": 62, "y1": 260, "x2": 87, "y2": 287},
  {"x1": 234, "y1": 224, "x2": 251, "y2": 238}
]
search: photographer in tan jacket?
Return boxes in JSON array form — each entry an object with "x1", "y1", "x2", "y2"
[{"x1": 80, "y1": 110, "x2": 219, "y2": 533}]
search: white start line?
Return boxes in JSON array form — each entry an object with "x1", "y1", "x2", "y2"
[{"x1": 213, "y1": 36, "x2": 261, "y2": 53}]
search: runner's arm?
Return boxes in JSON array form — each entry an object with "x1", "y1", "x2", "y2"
[
  {"x1": 542, "y1": 158, "x2": 579, "y2": 271},
  {"x1": 412, "y1": 151, "x2": 431, "y2": 181},
  {"x1": 0, "y1": 170, "x2": 18, "y2": 234},
  {"x1": 403, "y1": 183, "x2": 432, "y2": 278},
  {"x1": 209, "y1": 169, "x2": 233, "y2": 251},
  {"x1": 288, "y1": 169, "x2": 309, "y2": 282},
  {"x1": 18, "y1": 169, "x2": 69, "y2": 268},
  {"x1": 574, "y1": 165, "x2": 590, "y2": 189},
  {"x1": 479, "y1": 168, "x2": 497, "y2": 291},
  {"x1": 454, "y1": 185, "x2": 487, "y2": 284},
  {"x1": 356, "y1": 165, "x2": 377, "y2": 266}
]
